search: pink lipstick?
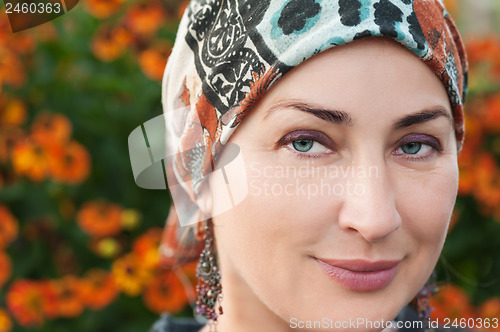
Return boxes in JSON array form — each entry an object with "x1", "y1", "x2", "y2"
[{"x1": 315, "y1": 258, "x2": 400, "y2": 292}]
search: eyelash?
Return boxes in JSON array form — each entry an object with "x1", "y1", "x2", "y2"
[{"x1": 279, "y1": 131, "x2": 443, "y2": 161}]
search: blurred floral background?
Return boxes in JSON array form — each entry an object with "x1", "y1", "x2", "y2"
[{"x1": 0, "y1": 0, "x2": 499, "y2": 331}]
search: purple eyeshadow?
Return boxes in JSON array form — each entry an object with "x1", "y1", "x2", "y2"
[
  {"x1": 278, "y1": 130, "x2": 333, "y2": 148},
  {"x1": 398, "y1": 134, "x2": 442, "y2": 151}
]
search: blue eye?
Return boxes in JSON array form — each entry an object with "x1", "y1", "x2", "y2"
[
  {"x1": 288, "y1": 139, "x2": 331, "y2": 156},
  {"x1": 278, "y1": 130, "x2": 335, "y2": 159},
  {"x1": 400, "y1": 142, "x2": 422, "y2": 155},
  {"x1": 292, "y1": 139, "x2": 314, "y2": 152},
  {"x1": 395, "y1": 141, "x2": 435, "y2": 161},
  {"x1": 393, "y1": 134, "x2": 443, "y2": 161}
]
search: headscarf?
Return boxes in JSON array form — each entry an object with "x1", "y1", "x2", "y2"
[{"x1": 159, "y1": 0, "x2": 468, "y2": 267}]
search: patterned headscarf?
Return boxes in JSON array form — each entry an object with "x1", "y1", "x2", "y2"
[{"x1": 160, "y1": 0, "x2": 468, "y2": 266}]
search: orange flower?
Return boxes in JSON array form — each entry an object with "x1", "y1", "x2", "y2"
[
  {"x1": 458, "y1": 112, "x2": 483, "y2": 165},
  {"x1": 91, "y1": 25, "x2": 132, "y2": 62},
  {"x1": 477, "y1": 297, "x2": 500, "y2": 331},
  {"x1": 133, "y1": 228, "x2": 162, "y2": 269},
  {"x1": 467, "y1": 37, "x2": 500, "y2": 79},
  {"x1": 0, "y1": 17, "x2": 35, "y2": 54},
  {"x1": 0, "y1": 126, "x2": 23, "y2": 163},
  {"x1": 112, "y1": 253, "x2": 152, "y2": 296},
  {"x1": 85, "y1": 0, "x2": 124, "y2": 19},
  {"x1": 466, "y1": 37, "x2": 500, "y2": 66},
  {"x1": 6, "y1": 280, "x2": 46, "y2": 327},
  {"x1": 430, "y1": 284, "x2": 474, "y2": 325},
  {"x1": 48, "y1": 141, "x2": 91, "y2": 184},
  {"x1": 80, "y1": 269, "x2": 118, "y2": 310},
  {"x1": 0, "y1": 18, "x2": 11, "y2": 46},
  {"x1": 0, "y1": 205, "x2": 19, "y2": 249},
  {"x1": 473, "y1": 153, "x2": 500, "y2": 212},
  {"x1": 125, "y1": 1, "x2": 165, "y2": 37},
  {"x1": 143, "y1": 272, "x2": 188, "y2": 314},
  {"x1": 0, "y1": 47, "x2": 25, "y2": 90},
  {"x1": 46, "y1": 276, "x2": 84, "y2": 318},
  {"x1": 484, "y1": 94, "x2": 500, "y2": 133},
  {"x1": 138, "y1": 43, "x2": 171, "y2": 81},
  {"x1": 0, "y1": 252, "x2": 12, "y2": 289},
  {"x1": 0, "y1": 308, "x2": 12, "y2": 332},
  {"x1": 0, "y1": 98, "x2": 27, "y2": 127},
  {"x1": 7, "y1": 32, "x2": 35, "y2": 56},
  {"x1": 37, "y1": 281, "x2": 59, "y2": 319},
  {"x1": 458, "y1": 165, "x2": 474, "y2": 197},
  {"x1": 30, "y1": 112, "x2": 72, "y2": 147},
  {"x1": 77, "y1": 200, "x2": 123, "y2": 237},
  {"x1": 11, "y1": 138, "x2": 50, "y2": 181}
]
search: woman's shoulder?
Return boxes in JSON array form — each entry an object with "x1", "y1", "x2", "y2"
[{"x1": 149, "y1": 313, "x2": 204, "y2": 332}]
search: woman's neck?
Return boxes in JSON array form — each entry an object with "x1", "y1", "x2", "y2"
[{"x1": 198, "y1": 250, "x2": 292, "y2": 332}]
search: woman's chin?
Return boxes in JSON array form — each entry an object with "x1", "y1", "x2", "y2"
[{"x1": 275, "y1": 261, "x2": 414, "y2": 330}]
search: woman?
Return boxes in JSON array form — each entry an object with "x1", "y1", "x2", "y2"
[{"x1": 151, "y1": 0, "x2": 468, "y2": 331}]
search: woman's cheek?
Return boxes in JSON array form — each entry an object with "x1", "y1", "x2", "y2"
[
  {"x1": 212, "y1": 167, "x2": 332, "y2": 275},
  {"x1": 396, "y1": 163, "x2": 458, "y2": 249}
]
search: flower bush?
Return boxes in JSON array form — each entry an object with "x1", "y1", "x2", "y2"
[{"x1": 0, "y1": 0, "x2": 499, "y2": 331}]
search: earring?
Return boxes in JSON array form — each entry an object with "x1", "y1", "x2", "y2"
[
  {"x1": 415, "y1": 270, "x2": 438, "y2": 331},
  {"x1": 195, "y1": 220, "x2": 223, "y2": 323}
]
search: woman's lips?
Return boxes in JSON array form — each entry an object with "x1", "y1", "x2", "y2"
[{"x1": 315, "y1": 258, "x2": 400, "y2": 292}]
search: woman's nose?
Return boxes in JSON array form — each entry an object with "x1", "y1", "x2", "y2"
[{"x1": 337, "y1": 162, "x2": 402, "y2": 242}]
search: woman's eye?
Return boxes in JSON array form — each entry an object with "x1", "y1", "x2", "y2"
[
  {"x1": 277, "y1": 130, "x2": 334, "y2": 159},
  {"x1": 287, "y1": 139, "x2": 331, "y2": 155},
  {"x1": 395, "y1": 141, "x2": 435, "y2": 160},
  {"x1": 393, "y1": 134, "x2": 443, "y2": 161}
]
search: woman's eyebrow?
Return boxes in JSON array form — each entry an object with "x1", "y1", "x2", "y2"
[
  {"x1": 392, "y1": 108, "x2": 453, "y2": 130},
  {"x1": 264, "y1": 100, "x2": 353, "y2": 125},
  {"x1": 264, "y1": 101, "x2": 452, "y2": 129}
]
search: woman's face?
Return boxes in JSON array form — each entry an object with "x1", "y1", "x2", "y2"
[{"x1": 210, "y1": 38, "x2": 458, "y2": 330}]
